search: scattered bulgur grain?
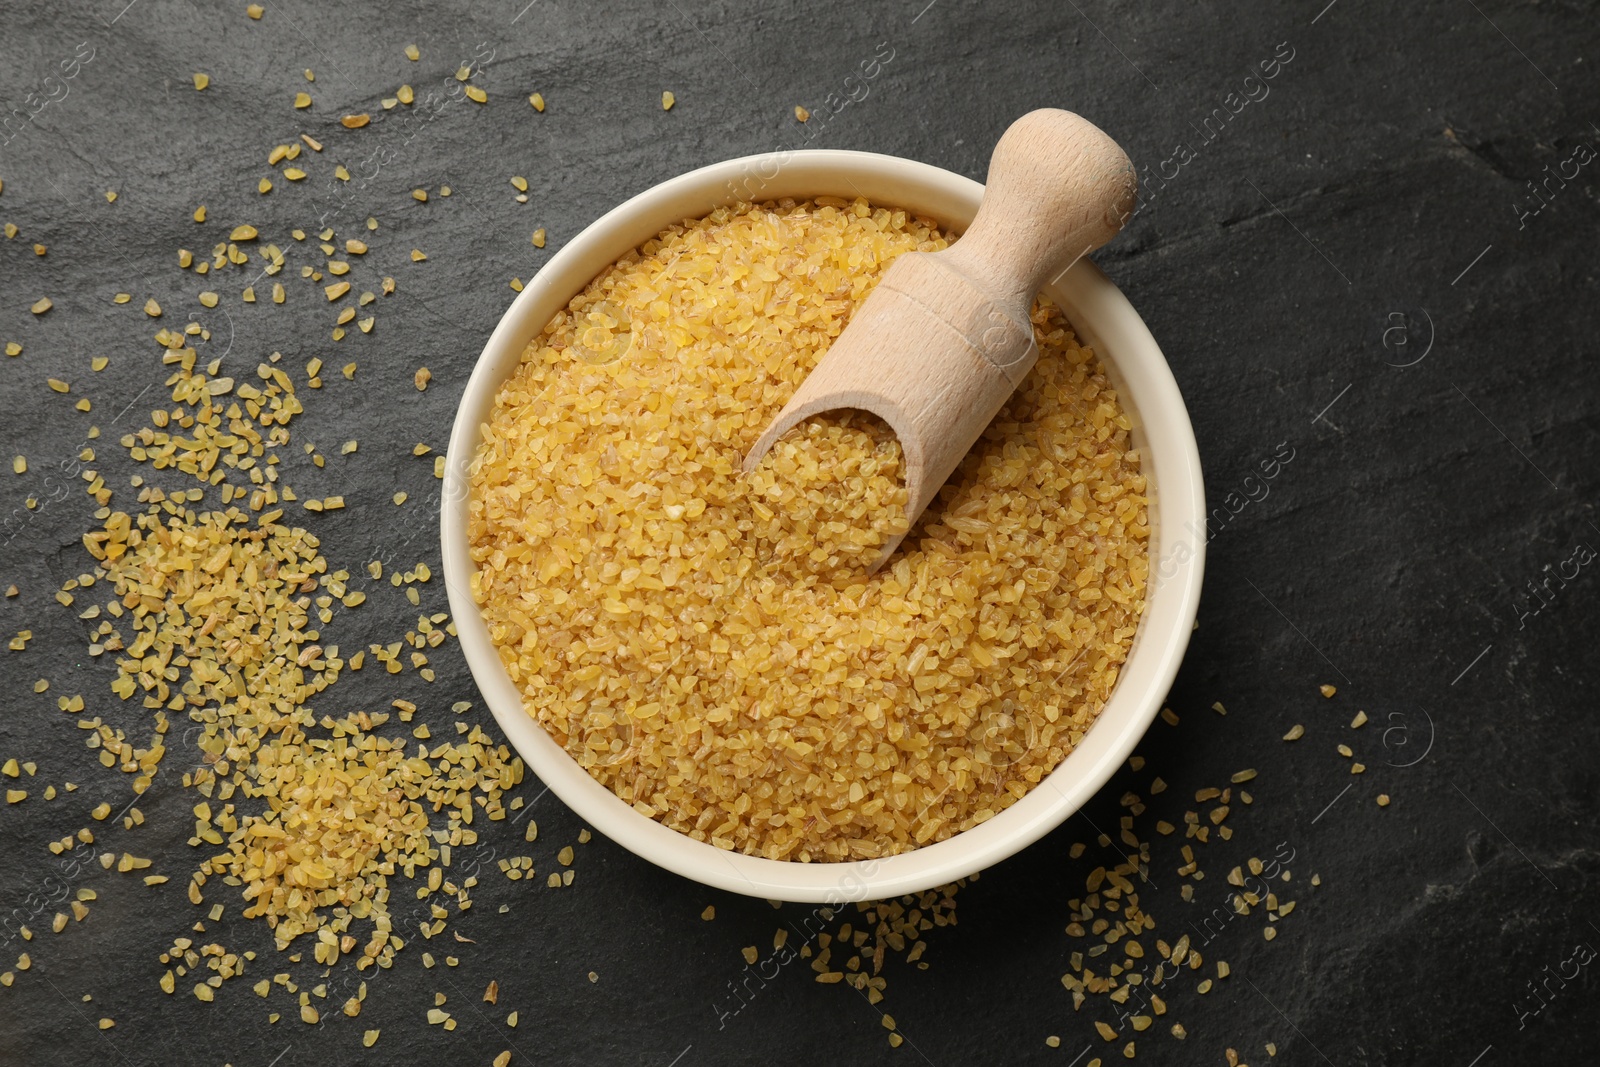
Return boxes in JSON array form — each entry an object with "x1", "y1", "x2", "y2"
[
  {"x1": 414, "y1": 367, "x2": 431, "y2": 390},
  {"x1": 795, "y1": 105, "x2": 810, "y2": 122},
  {"x1": 529, "y1": 93, "x2": 545, "y2": 111},
  {"x1": 701, "y1": 906, "x2": 715, "y2": 921},
  {"x1": 1282, "y1": 724, "x2": 1303, "y2": 741},
  {"x1": 1319, "y1": 684, "x2": 1336, "y2": 698},
  {"x1": 1377, "y1": 794, "x2": 1390, "y2": 807},
  {"x1": 1350, "y1": 710, "x2": 1367, "y2": 728},
  {"x1": 661, "y1": 91, "x2": 675, "y2": 110},
  {"x1": 193, "y1": 73, "x2": 209, "y2": 90},
  {"x1": 77, "y1": 441, "x2": 522, "y2": 949},
  {"x1": 341, "y1": 113, "x2": 370, "y2": 128}
]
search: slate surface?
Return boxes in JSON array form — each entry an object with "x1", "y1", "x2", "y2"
[{"x1": 1, "y1": 1, "x2": 1597, "y2": 1065}]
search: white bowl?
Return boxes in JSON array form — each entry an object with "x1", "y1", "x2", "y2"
[{"x1": 441, "y1": 149, "x2": 1205, "y2": 904}]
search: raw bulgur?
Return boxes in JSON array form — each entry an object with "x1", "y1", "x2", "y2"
[{"x1": 468, "y1": 198, "x2": 1147, "y2": 861}]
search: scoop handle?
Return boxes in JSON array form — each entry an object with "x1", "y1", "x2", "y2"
[{"x1": 940, "y1": 109, "x2": 1136, "y2": 312}]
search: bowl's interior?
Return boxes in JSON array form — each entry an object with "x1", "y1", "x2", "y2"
[{"x1": 441, "y1": 150, "x2": 1204, "y2": 903}]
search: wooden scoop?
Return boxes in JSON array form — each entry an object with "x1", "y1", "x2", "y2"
[{"x1": 743, "y1": 109, "x2": 1136, "y2": 566}]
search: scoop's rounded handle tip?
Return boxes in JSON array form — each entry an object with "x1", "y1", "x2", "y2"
[{"x1": 950, "y1": 109, "x2": 1137, "y2": 303}]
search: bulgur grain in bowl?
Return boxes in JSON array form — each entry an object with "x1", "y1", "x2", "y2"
[{"x1": 442, "y1": 150, "x2": 1204, "y2": 902}]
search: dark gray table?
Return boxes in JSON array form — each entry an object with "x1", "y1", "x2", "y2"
[{"x1": 2, "y1": 1, "x2": 1596, "y2": 1064}]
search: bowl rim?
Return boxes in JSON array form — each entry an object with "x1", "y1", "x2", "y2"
[{"x1": 441, "y1": 148, "x2": 1205, "y2": 904}]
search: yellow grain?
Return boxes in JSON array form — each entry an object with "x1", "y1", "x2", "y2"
[{"x1": 469, "y1": 199, "x2": 1147, "y2": 861}]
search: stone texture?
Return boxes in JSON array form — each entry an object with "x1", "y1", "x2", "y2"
[{"x1": 0, "y1": 1, "x2": 1596, "y2": 1064}]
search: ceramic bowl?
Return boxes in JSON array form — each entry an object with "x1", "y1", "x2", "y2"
[{"x1": 441, "y1": 148, "x2": 1204, "y2": 903}]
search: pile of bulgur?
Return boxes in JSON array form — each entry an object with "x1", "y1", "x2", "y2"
[
  {"x1": 66, "y1": 309, "x2": 525, "y2": 968},
  {"x1": 470, "y1": 196, "x2": 1150, "y2": 862},
  {"x1": 747, "y1": 410, "x2": 910, "y2": 578}
]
